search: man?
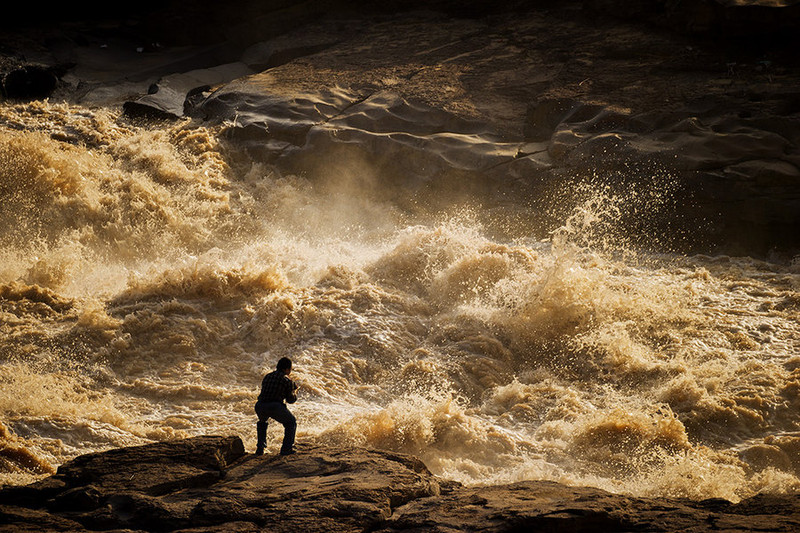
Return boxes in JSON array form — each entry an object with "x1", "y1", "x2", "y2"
[{"x1": 254, "y1": 357, "x2": 298, "y2": 456}]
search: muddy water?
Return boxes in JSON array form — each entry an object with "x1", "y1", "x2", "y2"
[{"x1": 1, "y1": 101, "x2": 799, "y2": 502}]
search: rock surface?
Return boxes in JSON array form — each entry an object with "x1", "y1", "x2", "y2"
[
  {"x1": 187, "y1": 8, "x2": 800, "y2": 254},
  {"x1": 1, "y1": 435, "x2": 800, "y2": 532}
]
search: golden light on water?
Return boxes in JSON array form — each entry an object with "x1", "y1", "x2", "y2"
[{"x1": 1, "y1": 101, "x2": 799, "y2": 502}]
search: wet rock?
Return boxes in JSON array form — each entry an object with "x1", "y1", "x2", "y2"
[
  {"x1": 124, "y1": 62, "x2": 253, "y2": 119},
  {"x1": 184, "y1": 7, "x2": 800, "y2": 254},
  {"x1": 2, "y1": 435, "x2": 800, "y2": 532},
  {"x1": 47, "y1": 485, "x2": 103, "y2": 513}
]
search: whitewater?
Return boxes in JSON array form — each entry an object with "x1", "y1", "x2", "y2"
[{"x1": 1, "y1": 100, "x2": 799, "y2": 503}]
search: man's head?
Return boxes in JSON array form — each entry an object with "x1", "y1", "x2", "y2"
[{"x1": 277, "y1": 357, "x2": 292, "y2": 374}]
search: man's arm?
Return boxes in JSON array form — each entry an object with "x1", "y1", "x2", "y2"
[{"x1": 285, "y1": 378, "x2": 298, "y2": 404}]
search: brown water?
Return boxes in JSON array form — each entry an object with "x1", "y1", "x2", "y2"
[{"x1": 1, "y1": 101, "x2": 799, "y2": 502}]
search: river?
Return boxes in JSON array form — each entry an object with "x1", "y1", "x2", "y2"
[{"x1": 1, "y1": 100, "x2": 799, "y2": 502}]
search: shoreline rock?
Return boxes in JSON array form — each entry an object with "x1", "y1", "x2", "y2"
[{"x1": 2, "y1": 435, "x2": 800, "y2": 532}]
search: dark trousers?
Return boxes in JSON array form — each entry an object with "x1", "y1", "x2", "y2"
[{"x1": 254, "y1": 401, "x2": 296, "y2": 454}]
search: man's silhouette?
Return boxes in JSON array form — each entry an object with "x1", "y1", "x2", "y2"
[{"x1": 254, "y1": 357, "x2": 297, "y2": 456}]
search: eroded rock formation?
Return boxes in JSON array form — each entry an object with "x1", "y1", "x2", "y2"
[{"x1": 184, "y1": 9, "x2": 800, "y2": 254}]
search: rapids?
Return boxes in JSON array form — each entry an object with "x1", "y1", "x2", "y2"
[{"x1": 1, "y1": 101, "x2": 799, "y2": 502}]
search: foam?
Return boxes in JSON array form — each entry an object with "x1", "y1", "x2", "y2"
[{"x1": 1, "y1": 101, "x2": 799, "y2": 501}]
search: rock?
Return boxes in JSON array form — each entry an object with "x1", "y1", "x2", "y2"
[
  {"x1": 2, "y1": 435, "x2": 800, "y2": 532},
  {"x1": 584, "y1": 0, "x2": 800, "y2": 39},
  {"x1": 0, "y1": 505, "x2": 85, "y2": 532},
  {"x1": 0, "y1": 436, "x2": 441, "y2": 533},
  {"x1": 54, "y1": 435, "x2": 243, "y2": 492},
  {"x1": 240, "y1": 28, "x2": 340, "y2": 71},
  {"x1": 124, "y1": 62, "x2": 254, "y2": 119},
  {"x1": 190, "y1": 445, "x2": 441, "y2": 533},
  {"x1": 375, "y1": 481, "x2": 650, "y2": 532},
  {"x1": 182, "y1": 6, "x2": 800, "y2": 254},
  {"x1": 1, "y1": 64, "x2": 58, "y2": 100}
]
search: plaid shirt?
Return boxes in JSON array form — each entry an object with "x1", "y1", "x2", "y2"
[{"x1": 258, "y1": 370, "x2": 297, "y2": 404}]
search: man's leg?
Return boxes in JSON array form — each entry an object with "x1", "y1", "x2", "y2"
[
  {"x1": 255, "y1": 421, "x2": 268, "y2": 456},
  {"x1": 271, "y1": 404, "x2": 297, "y2": 455},
  {"x1": 254, "y1": 402, "x2": 269, "y2": 456}
]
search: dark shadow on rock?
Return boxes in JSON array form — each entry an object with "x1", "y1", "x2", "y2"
[{"x1": 1, "y1": 65, "x2": 58, "y2": 100}]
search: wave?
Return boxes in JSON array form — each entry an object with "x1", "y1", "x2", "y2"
[{"x1": 1, "y1": 101, "x2": 799, "y2": 502}]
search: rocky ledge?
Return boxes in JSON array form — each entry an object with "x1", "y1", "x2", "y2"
[{"x1": 1, "y1": 436, "x2": 799, "y2": 532}]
